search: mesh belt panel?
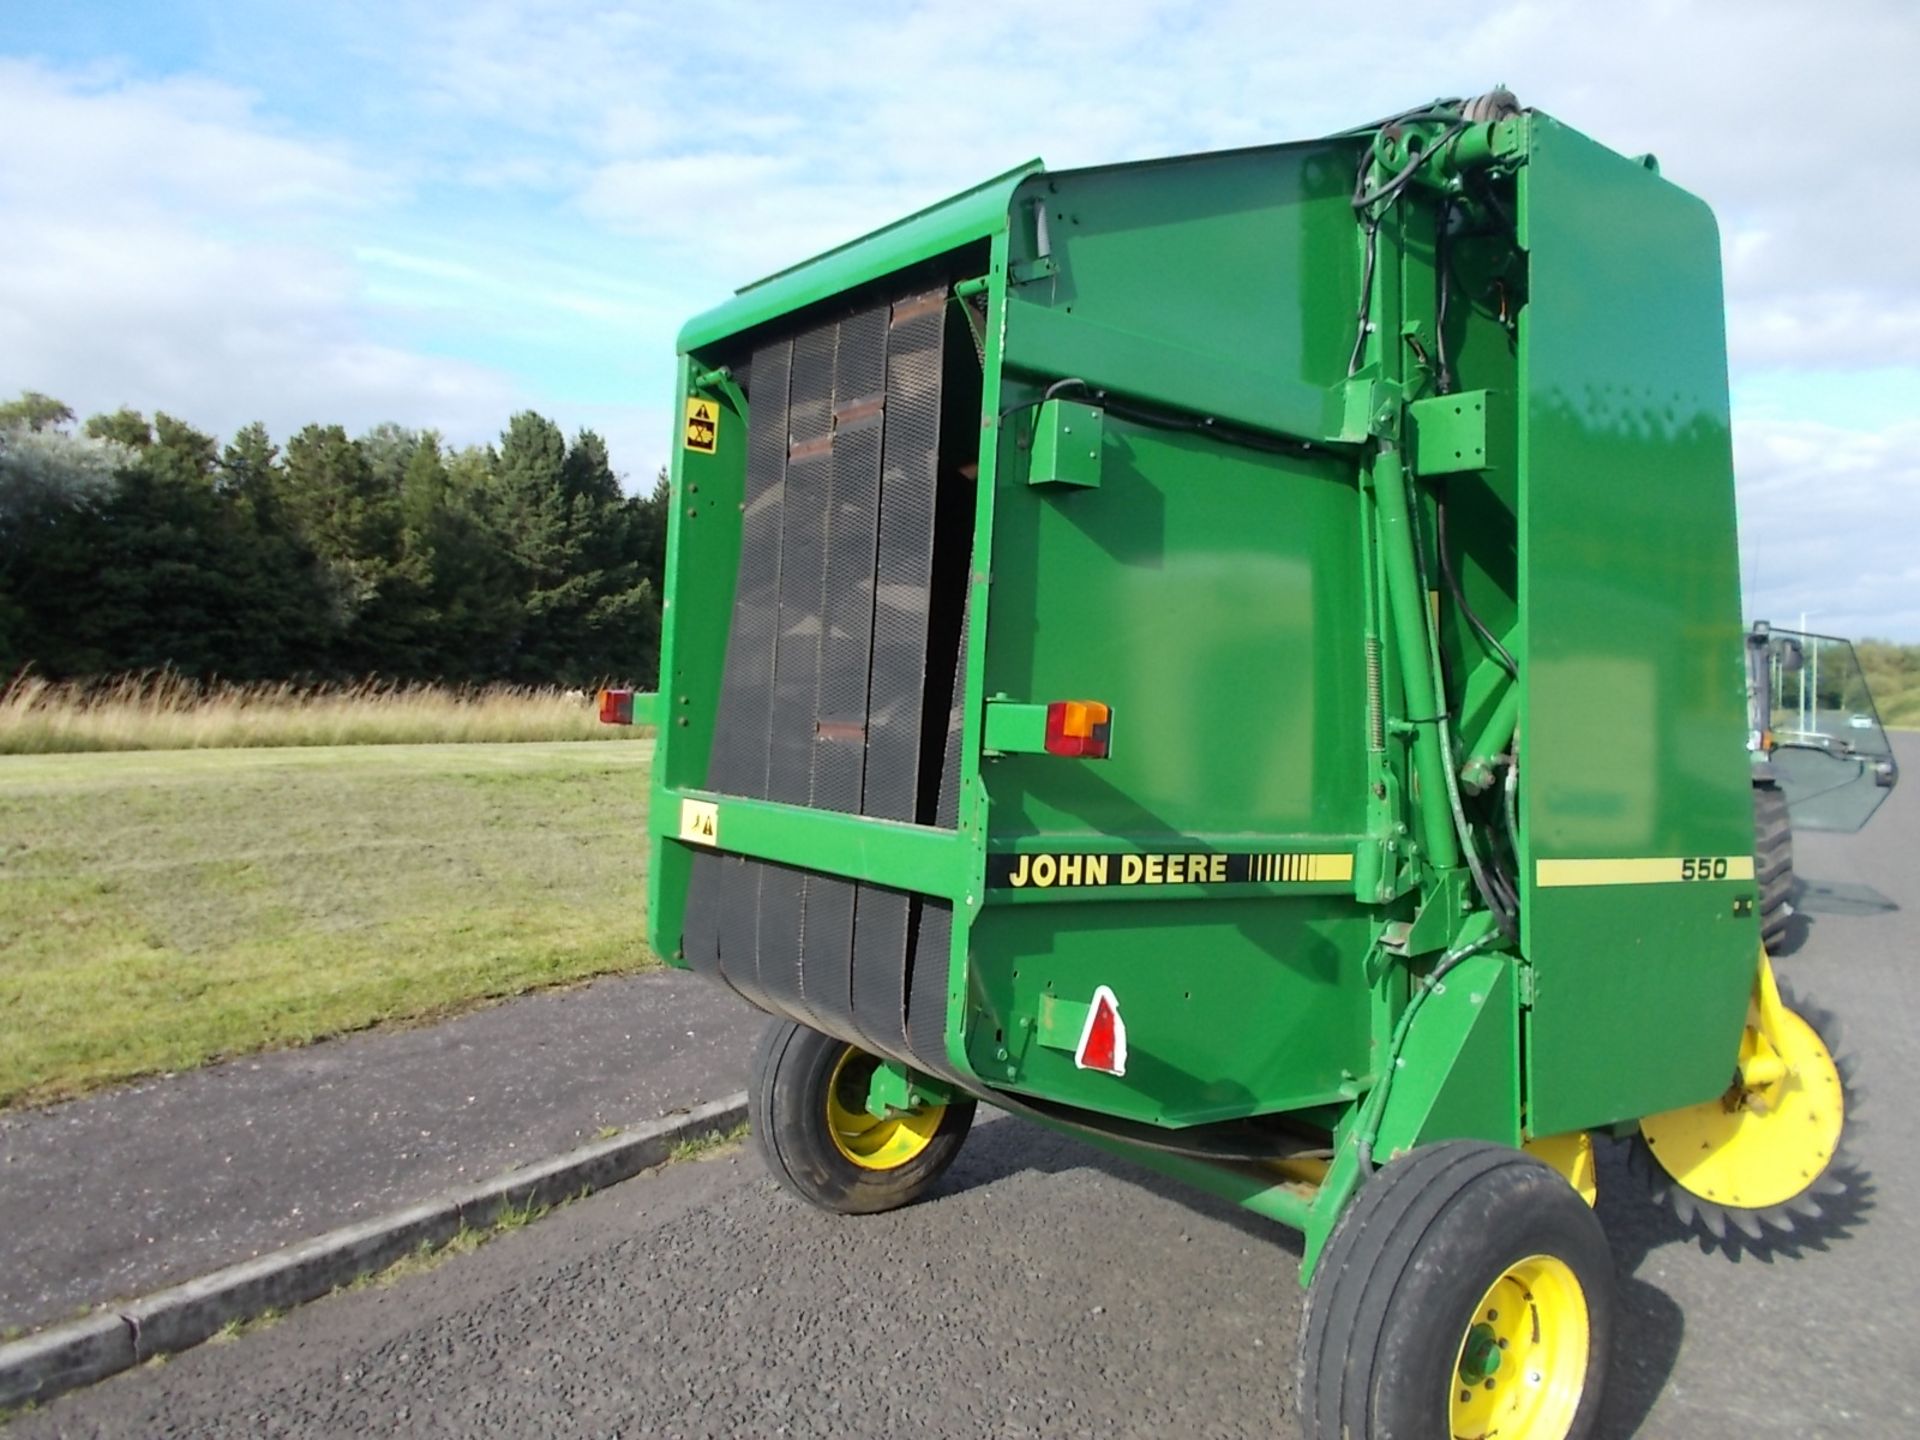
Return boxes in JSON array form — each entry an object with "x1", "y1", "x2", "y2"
[{"x1": 682, "y1": 288, "x2": 958, "y2": 1074}]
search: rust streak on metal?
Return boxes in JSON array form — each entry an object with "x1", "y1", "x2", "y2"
[
  {"x1": 815, "y1": 720, "x2": 867, "y2": 743},
  {"x1": 833, "y1": 394, "x2": 886, "y2": 428},
  {"x1": 788, "y1": 434, "x2": 834, "y2": 461},
  {"x1": 890, "y1": 290, "x2": 947, "y2": 325}
]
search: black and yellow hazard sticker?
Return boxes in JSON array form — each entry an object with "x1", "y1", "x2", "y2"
[
  {"x1": 1535, "y1": 855, "x2": 1755, "y2": 888},
  {"x1": 684, "y1": 397, "x2": 719, "y2": 453},
  {"x1": 988, "y1": 850, "x2": 1354, "y2": 891}
]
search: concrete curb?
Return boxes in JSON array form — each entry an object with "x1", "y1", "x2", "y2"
[{"x1": 0, "y1": 1092, "x2": 748, "y2": 1412}]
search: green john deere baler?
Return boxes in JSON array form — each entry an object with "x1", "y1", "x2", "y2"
[{"x1": 646, "y1": 90, "x2": 1856, "y2": 1440}]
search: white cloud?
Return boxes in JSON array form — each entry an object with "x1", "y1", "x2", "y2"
[
  {"x1": 391, "y1": 0, "x2": 1920, "y2": 377},
  {"x1": 0, "y1": 60, "x2": 370, "y2": 217},
  {"x1": 1737, "y1": 417, "x2": 1920, "y2": 639},
  {"x1": 0, "y1": 59, "x2": 518, "y2": 449},
  {"x1": 3, "y1": 3, "x2": 1918, "y2": 634}
]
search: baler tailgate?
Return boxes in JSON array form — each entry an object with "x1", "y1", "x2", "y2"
[{"x1": 682, "y1": 283, "x2": 973, "y2": 1071}]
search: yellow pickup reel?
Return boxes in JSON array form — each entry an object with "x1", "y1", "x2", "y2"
[{"x1": 1632, "y1": 952, "x2": 1856, "y2": 1244}]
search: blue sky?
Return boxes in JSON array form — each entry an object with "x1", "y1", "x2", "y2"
[{"x1": 3, "y1": 0, "x2": 1917, "y2": 636}]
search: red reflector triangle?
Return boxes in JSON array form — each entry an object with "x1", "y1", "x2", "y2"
[{"x1": 1075, "y1": 985, "x2": 1128, "y2": 1076}]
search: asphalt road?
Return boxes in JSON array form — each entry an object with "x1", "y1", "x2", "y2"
[
  {"x1": 17, "y1": 734, "x2": 1919, "y2": 1438},
  {"x1": 1, "y1": 968, "x2": 759, "y2": 1334}
]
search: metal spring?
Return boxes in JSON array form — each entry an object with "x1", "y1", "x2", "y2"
[{"x1": 1366, "y1": 635, "x2": 1385, "y2": 751}]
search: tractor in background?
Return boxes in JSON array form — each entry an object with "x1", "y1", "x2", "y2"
[{"x1": 1747, "y1": 622, "x2": 1900, "y2": 951}]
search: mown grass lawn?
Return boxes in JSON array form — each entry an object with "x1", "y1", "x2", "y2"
[{"x1": 0, "y1": 741, "x2": 656, "y2": 1109}]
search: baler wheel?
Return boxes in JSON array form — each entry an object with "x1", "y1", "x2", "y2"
[
  {"x1": 1296, "y1": 1142, "x2": 1612, "y2": 1440},
  {"x1": 1630, "y1": 957, "x2": 1857, "y2": 1249},
  {"x1": 748, "y1": 1018, "x2": 974, "y2": 1215}
]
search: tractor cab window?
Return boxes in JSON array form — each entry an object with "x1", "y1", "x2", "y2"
[{"x1": 1765, "y1": 629, "x2": 1899, "y2": 833}]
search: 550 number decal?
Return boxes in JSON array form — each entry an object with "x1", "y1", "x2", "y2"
[{"x1": 1680, "y1": 856, "x2": 1732, "y2": 881}]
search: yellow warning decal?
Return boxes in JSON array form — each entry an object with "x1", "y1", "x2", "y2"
[
  {"x1": 988, "y1": 850, "x2": 1354, "y2": 890},
  {"x1": 684, "y1": 397, "x2": 719, "y2": 454},
  {"x1": 679, "y1": 798, "x2": 719, "y2": 846},
  {"x1": 1534, "y1": 855, "x2": 1755, "y2": 888}
]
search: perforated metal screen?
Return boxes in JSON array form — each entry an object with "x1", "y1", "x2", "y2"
[{"x1": 681, "y1": 286, "x2": 964, "y2": 1073}]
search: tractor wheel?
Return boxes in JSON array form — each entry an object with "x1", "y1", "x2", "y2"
[
  {"x1": 1631, "y1": 961, "x2": 1857, "y2": 1249},
  {"x1": 1297, "y1": 1142, "x2": 1613, "y2": 1440},
  {"x1": 1754, "y1": 781, "x2": 1794, "y2": 955},
  {"x1": 748, "y1": 1018, "x2": 975, "y2": 1216}
]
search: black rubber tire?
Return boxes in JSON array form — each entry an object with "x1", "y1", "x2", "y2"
[
  {"x1": 749, "y1": 1018, "x2": 975, "y2": 1216},
  {"x1": 1754, "y1": 781, "x2": 1794, "y2": 954},
  {"x1": 1296, "y1": 1142, "x2": 1614, "y2": 1440}
]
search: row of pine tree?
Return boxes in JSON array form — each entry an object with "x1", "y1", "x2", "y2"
[{"x1": 0, "y1": 391, "x2": 667, "y2": 687}]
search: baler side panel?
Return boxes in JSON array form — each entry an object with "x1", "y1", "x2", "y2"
[
  {"x1": 999, "y1": 144, "x2": 1359, "y2": 443},
  {"x1": 983, "y1": 417, "x2": 1371, "y2": 840},
  {"x1": 651, "y1": 353, "x2": 748, "y2": 979},
  {"x1": 966, "y1": 153, "x2": 1381, "y2": 1125},
  {"x1": 1517, "y1": 119, "x2": 1757, "y2": 1135}
]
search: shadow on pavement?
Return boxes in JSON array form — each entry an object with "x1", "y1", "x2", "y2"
[
  {"x1": 946, "y1": 1113, "x2": 1877, "y2": 1439},
  {"x1": 1588, "y1": 1133, "x2": 1877, "y2": 1436},
  {"x1": 1767, "y1": 875, "x2": 1896, "y2": 957},
  {"x1": 1793, "y1": 876, "x2": 1899, "y2": 919},
  {"x1": 941, "y1": 1111, "x2": 1307, "y2": 1258}
]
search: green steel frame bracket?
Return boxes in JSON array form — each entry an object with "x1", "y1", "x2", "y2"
[
  {"x1": 1410, "y1": 389, "x2": 1513, "y2": 485},
  {"x1": 1460, "y1": 684, "x2": 1520, "y2": 794},
  {"x1": 1372, "y1": 951, "x2": 1522, "y2": 1159},
  {"x1": 653, "y1": 789, "x2": 973, "y2": 901},
  {"x1": 1034, "y1": 993, "x2": 1089, "y2": 1051},
  {"x1": 689, "y1": 364, "x2": 747, "y2": 423},
  {"x1": 1027, "y1": 398, "x2": 1104, "y2": 488},
  {"x1": 868, "y1": 1062, "x2": 954, "y2": 1118},
  {"x1": 1444, "y1": 115, "x2": 1530, "y2": 176},
  {"x1": 1308, "y1": 928, "x2": 1519, "y2": 1277},
  {"x1": 1019, "y1": 1112, "x2": 1320, "y2": 1255},
  {"x1": 1010, "y1": 196, "x2": 1059, "y2": 286},
  {"x1": 1402, "y1": 869, "x2": 1472, "y2": 957},
  {"x1": 1408, "y1": 390, "x2": 1492, "y2": 474},
  {"x1": 982, "y1": 699, "x2": 1049, "y2": 756},
  {"x1": 1300, "y1": 1107, "x2": 1370, "y2": 1279},
  {"x1": 1340, "y1": 376, "x2": 1402, "y2": 443}
]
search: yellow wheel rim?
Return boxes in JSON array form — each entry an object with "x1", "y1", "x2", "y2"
[
  {"x1": 824, "y1": 1047, "x2": 945, "y2": 1171},
  {"x1": 1448, "y1": 1254, "x2": 1589, "y2": 1440},
  {"x1": 1638, "y1": 1003, "x2": 1844, "y2": 1211}
]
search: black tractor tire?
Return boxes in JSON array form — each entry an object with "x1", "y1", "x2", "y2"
[
  {"x1": 1754, "y1": 781, "x2": 1793, "y2": 954},
  {"x1": 1297, "y1": 1142, "x2": 1614, "y2": 1440},
  {"x1": 749, "y1": 1018, "x2": 975, "y2": 1216}
]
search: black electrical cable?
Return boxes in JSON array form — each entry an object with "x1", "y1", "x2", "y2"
[
  {"x1": 1097, "y1": 395, "x2": 1325, "y2": 455},
  {"x1": 1426, "y1": 501, "x2": 1523, "y2": 919},
  {"x1": 1405, "y1": 467, "x2": 1518, "y2": 941},
  {"x1": 1328, "y1": 99, "x2": 1465, "y2": 139},
  {"x1": 997, "y1": 375, "x2": 1094, "y2": 419},
  {"x1": 1346, "y1": 119, "x2": 1466, "y2": 377},
  {"x1": 1351, "y1": 122, "x2": 1466, "y2": 211},
  {"x1": 1002, "y1": 380, "x2": 1332, "y2": 461},
  {"x1": 1348, "y1": 213, "x2": 1380, "y2": 377},
  {"x1": 1354, "y1": 925, "x2": 1498, "y2": 1173},
  {"x1": 1434, "y1": 493, "x2": 1517, "y2": 677}
]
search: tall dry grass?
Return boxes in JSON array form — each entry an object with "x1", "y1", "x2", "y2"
[{"x1": 0, "y1": 672, "x2": 651, "y2": 753}]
